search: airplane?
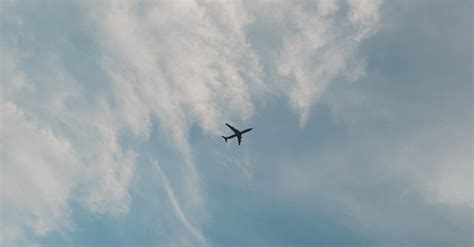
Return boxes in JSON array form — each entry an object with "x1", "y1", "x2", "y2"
[{"x1": 221, "y1": 123, "x2": 252, "y2": 145}]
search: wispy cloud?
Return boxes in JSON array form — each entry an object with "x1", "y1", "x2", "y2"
[
  {"x1": 0, "y1": 99, "x2": 76, "y2": 241},
  {"x1": 152, "y1": 159, "x2": 207, "y2": 246},
  {"x1": 83, "y1": 1, "x2": 267, "y2": 241},
  {"x1": 1, "y1": 20, "x2": 135, "y2": 245},
  {"x1": 274, "y1": 119, "x2": 473, "y2": 243},
  {"x1": 1, "y1": 0, "x2": 382, "y2": 244},
  {"x1": 0, "y1": 55, "x2": 137, "y2": 242},
  {"x1": 276, "y1": 0, "x2": 381, "y2": 125}
]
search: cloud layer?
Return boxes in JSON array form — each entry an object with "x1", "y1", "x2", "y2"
[{"x1": 1, "y1": 0, "x2": 387, "y2": 245}]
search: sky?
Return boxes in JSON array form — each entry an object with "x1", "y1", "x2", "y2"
[{"x1": 0, "y1": 0, "x2": 472, "y2": 246}]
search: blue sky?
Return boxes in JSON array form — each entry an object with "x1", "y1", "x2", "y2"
[{"x1": 1, "y1": 0, "x2": 472, "y2": 246}]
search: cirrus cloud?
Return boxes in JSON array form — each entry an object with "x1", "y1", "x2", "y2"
[{"x1": 1, "y1": 0, "x2": 382, "y2": 245}]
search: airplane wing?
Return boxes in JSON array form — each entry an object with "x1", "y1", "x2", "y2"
[{"x1": 225, "y1": 123, "x2": 239, "y2": 134}]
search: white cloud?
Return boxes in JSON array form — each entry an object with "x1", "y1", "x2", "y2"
[
  {"x1": 0, "y1": 50, "x2": 135, "y2": 244},
  {"x1": 89, "y1": 0, "x2": 263, "y2": 137},
  {"x1": 83, "y1": 1, "x2": 266, "y2": 242},
  {"x1": 1, "y1": 0, "x2": 383, "y2": 244},
  {"x1": 0, "y1": 100, "x2": 77, "y2": 242},
  {"x1": 276, "y1": 0, "x2": 381, "y2": 125},
  {"x1": 153, "y1": 160, "x2": 206, "y2": 246}
]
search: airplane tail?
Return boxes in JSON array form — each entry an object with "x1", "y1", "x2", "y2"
[{"x1": 221, "y1": 136, "x2": 228, "y2": 143}]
